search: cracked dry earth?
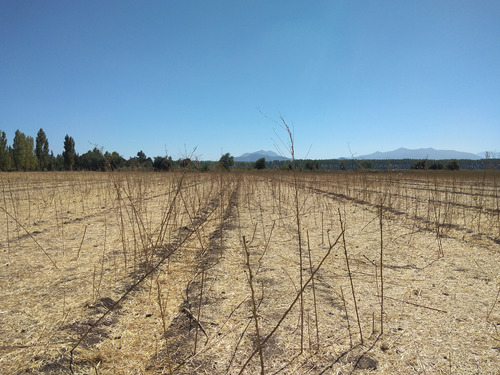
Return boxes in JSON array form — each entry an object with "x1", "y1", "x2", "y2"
[{"x1": 0, "y1": 171, "x2": 499, "y2": 374}]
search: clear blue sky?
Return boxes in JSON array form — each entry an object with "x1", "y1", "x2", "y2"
[{"x1": 1, "y1": 1, "x2": 499, "y2": 160}]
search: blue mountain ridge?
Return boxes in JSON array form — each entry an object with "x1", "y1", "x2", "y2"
[
  {"x1": 234, "y1": 150, "x2": 290, "y2": 162},
  {"x1": 356, "y1": 147, "x2": 482, "y2": 160}
]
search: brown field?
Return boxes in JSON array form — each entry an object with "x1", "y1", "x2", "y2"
[{"x1": 1, "y1": 170, "x2": 499, "y2": 374}]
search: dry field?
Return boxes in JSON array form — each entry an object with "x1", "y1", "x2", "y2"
[{"x1": 0, "y1": 170, "x2": 499, "y2": 374}]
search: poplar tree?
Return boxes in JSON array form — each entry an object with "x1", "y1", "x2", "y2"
[
  {"x1": 35, "y1": 128, "x2": 50, "y2": 170},
  {"x1": 63, "y1": 135, "x2": 76, "y2": 170},
  {"x1": 12, "y1": 130, "x2": 37, "y2": 170},
  {"x1": 0, "y1": 131, "x2": 11, "y2": 170}
]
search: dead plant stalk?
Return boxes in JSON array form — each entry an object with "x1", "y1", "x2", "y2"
[
  {"x1": 339, "y1": 209, "x2": 363, "y2": 345},
  {"x1": 243, "y1": 235, "x2": 265, "y2": 374}
]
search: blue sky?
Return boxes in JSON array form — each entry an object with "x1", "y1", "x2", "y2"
[{"x1": 1, "y1": 1, "x2": 499, "y2": 160}]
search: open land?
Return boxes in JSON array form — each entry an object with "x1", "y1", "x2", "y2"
[{"x1": 0, "y1": 170, "x2": 499, "y2": 374}]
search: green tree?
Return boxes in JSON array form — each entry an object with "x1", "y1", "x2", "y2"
[
  {"x1": 199, "y1": 162, "x2": 210, "y2": 172},
  {"x1": 104, "y1": 151, "x2": 127, "y2": 170},
  {"x1": 446, "y1": 160, "x2": 460, "y2": 171},
  {"x1": 35, "y1": 128, "x2": 50, "y2": 170},
  {"x1": 137, "y1": 150, "x2": 147, "y2": 163},
  {"x1": 153, "y1": 156, "x2": 173, "y2": 171},
  {"x1": 358, "y1": 160, "x2": 373, "y2": 170},
  {"x1": 429, "y1": 161, "x2": 443, "y2": 170},
  {"x1": 12, "y1": 130, "x2": 26, "y2": 170},
  {"x1": 0, "y1": 131, "x2": 12, "y2": 170},
  {"x1": 254, "y1": 157, "x2": 266, "y2": 170},
  {"x1": 26, "y1": 136, "x2": 37, "y2": 170},
  {"x1": 218, "y1": 153, "x2": 234, "y2": 171},
  {"x1": 129, "y1": 150, "x2": 153, "y2": 169},
  {"x1": 63, "y1": 135, "x2": 76, "y2": 170},
  {"x1": 179, "y1": 157, "x2": 192, "y2": 169},
  {"x1": 79, "y1": 147, "x2": 105, "y2": 170},
  {"x1": 411, "y1": 159, "x2": 427, "y2": 170},
  {"x1": 12, "y1": 130, "x2": 37, "y2": 170},
  {"x1": 47, "y1": 151, "x2": 58, "y2": 171},
  {"x1": 305, "y1": 160, "x2": 319, "y2": 170},
  {"x1": 53, "y1": 153, "x2": 65, "y2": 171},
  {"x1": 279, "y1": 162, "x2": 293, "y2": 170}
]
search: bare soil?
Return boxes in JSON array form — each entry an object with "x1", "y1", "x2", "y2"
[{"x1": 0, "y1": 171, "x2": 499, "y2": 374}]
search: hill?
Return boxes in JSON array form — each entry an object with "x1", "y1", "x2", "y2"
[
  {"x1": 234, "y1": 150, "x2": 290, "y2": 162},
  {"x1": 357, "y1": 147, "x2": 481, "y2": 160}
]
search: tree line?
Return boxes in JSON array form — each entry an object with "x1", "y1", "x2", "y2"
[
  {"x1": 0, "y1": 128, "x2": 238, "y2": 172},
  {"x1": 2, "y1": 128, "x2": 497, "y2": 172},
  {"x1": 0, "y1": 128, "x2": 121, "y2": 171}
]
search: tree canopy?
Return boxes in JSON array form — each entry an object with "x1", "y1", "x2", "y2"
[
  {"x1": 35, "y1": 128, "x2": 50, "y2": 170},
  {"x1": 218, "y1": 153, "x2": 234, "y2": 171},
  {"x1": 63, "y1": 135, "x2": 76, "y2": 170},
  {"x1": 254, "y1": 157, "x2": 266, "y2": 170},
  {"x1": 12, "y1": 130, "x2": 37, "y2": 171}
]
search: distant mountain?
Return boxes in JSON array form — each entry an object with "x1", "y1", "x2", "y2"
[
  {"x1": 234, "y1": 150, "x2": 290, "y2": 162},
  {"x1": 357, "y1": 148, "x2": 482, "y2": 160}
]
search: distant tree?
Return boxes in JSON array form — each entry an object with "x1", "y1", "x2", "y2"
[
  {"x1": 0, "y1": 131, "x2": 12, "y2": 170},
  {"x1": 199, "y1": 162, "x2": 210, "y2": 172},
  {"x1": 429, "y1": 161, "x2": 444, "y2": 170},
  {"x1": 339, "y1": 159, "x2": 349, "y2": 170},
  {"x1": 411, "y1": 159, "x2": 427, "y2": 170},
  {"x1": 104, "y1": 151, "x2": 127, "y2": 170},
  {"x1": 137, "y1": 150, "x2": 147, "y2": 163},
  {"x1": 358, "y1": 160, "x2": 373, "y2": 170},
  {"x1": 179, "y1": 158, "x2": 192, "y2": 169},
  {"x1": 26, "y1": 136, "x2": 37, "y2": 170},
  {"x1": 53, "y1": 153, "x2": 65, "y2": 171},
  {"x1": 47, "y1": 151, "x2": 57, "y2": 171},
  {"x1": 153, "y1": 156, "x2": 173, "y2": 171},
  {"x1": 255, "y1": 157, "x2": 266, "y2": 170},
  {"x1": 218, "y1": 153, "x2": 234, "y2": 171},
  {"x1": 305, "y1": 160, "x2": 319, "y2": 170},
  {"x1": 35, "y1": 128, "x2": 50, "y2": 170},
  {"x1": 12, "y1": 130, "x2": 37, "y2": 170},
  {"x1": 78, "y1": 147, "x2": 105, "y2": 171},
  {"x1": 12, "y1": 130, "x2": 25, "y2": 170},
  {"x1": 446, "y1": 160, "x2": 460, "y2": 171},
  {"x1": 63, "y1": 135, "x2": 76, "y2": 170},
  {"x1": 279, "y1": 162, "x2": 293, "y2": 170},
  {"x1": 129, "y1": 150, "x2": 152, "y2": 169}
]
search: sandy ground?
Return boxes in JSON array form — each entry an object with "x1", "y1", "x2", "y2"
[{"x1": 0, "y1": 171, "x2": 499, "y2": 374}]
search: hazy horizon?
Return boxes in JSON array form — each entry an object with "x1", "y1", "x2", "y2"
[{"x1": 1, "y1": 1, "x2": 499, "y2": 160}]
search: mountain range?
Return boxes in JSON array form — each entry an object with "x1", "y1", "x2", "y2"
[
  {"x1": 236, "y1": 148, "x2": 496, "y2": 162},
  {"x1": 356, "y1": 148, "x2": 483, "y2": 160},
  {"x1": 234, "y1": 150, "x2": 290, "y2": 162}
]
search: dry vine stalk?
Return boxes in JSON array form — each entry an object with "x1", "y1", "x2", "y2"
[
  {"x1": 338, "y1": 208, "x2": 363, "y2": 345},
  {"x1": 306, "y1": 230, "x2": 320, "y2": 350},
  {"x1": 238, "y1": 227, "x2": 345, "y2": 374},
  {"x1": 243, "y1": 235, "x2": 265, "y2": 374},
  {"x1": 379, "y1": 202, "x2": 384, "y2": 335}
]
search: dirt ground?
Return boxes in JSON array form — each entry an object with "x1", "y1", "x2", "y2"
[{"x1": 0, "y1": 171, "x2": 499, "y2": 374}]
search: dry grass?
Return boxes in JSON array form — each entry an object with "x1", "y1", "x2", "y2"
[{"x1": 0, "y1": 170, "x2": 499, "y2": 374}]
